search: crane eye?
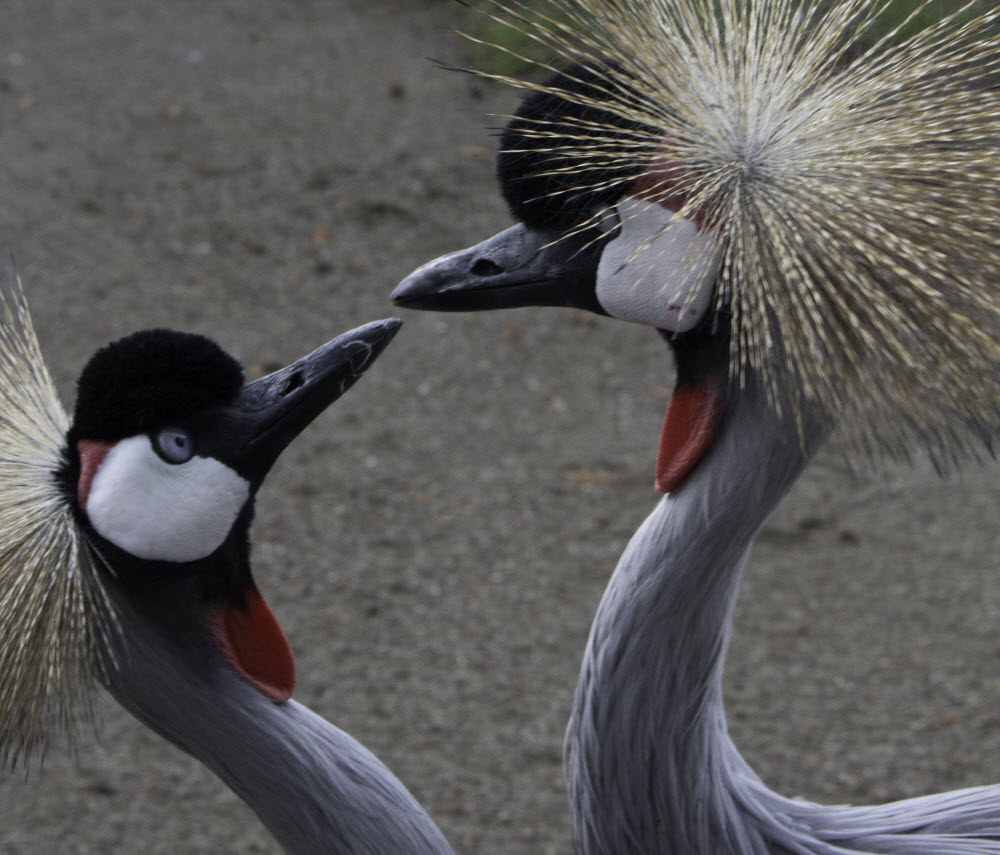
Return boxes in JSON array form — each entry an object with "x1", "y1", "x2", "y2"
[{"x1": 154, "y1": 427, "x2": 195, "y2": 464}]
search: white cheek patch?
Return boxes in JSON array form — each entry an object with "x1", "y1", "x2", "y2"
[
  {"x1": 84, "y1": 435, "x2": 251, "y2": 563},
  {"x1": 596, "y1": 196, "x2": 723, "y2": 332}
]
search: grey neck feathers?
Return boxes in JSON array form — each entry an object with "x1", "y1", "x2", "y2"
[
  {"x1": 101, "y1": 584, "x2": 454, "y2": 855},
  {"x1": 566, "y1": 376, "x2": 1000, "y2": 855},
  {"x1": 566, "y1": 376, "x2": 829, "y2": 855}
]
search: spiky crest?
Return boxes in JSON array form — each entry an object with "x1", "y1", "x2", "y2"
[
  {"x1": 0, "y1": 260, "x2": 117, "y2": 769},
  {"x1": 463, "y1": 0, "x2": 1000, "y2": 465}
]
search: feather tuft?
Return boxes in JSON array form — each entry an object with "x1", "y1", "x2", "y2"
[{"x1": 0, "y1": 259, "x2": 117, "y2": 769}]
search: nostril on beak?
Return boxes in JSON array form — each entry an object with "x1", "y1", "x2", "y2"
[
  {"x1": 471, "y1": 258, "x2": 504, "y2": 277},
  {"x1": 280, "y1": 372, "x2": 305, "y2": 396}
]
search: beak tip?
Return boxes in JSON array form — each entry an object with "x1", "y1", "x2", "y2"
[
  {"x1": 390, "y1": 269, "x2": 439, "y2": 309},
  {"x1": 391, "y1": 243, "x2": 493, "y2": 311},
  {"x1": 370, "y1": 317, "x2": 403, "y2": 351}
]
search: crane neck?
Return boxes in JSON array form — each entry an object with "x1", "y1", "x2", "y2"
[
  {"x1": 566, "y1": 365, "x2": 832, "y2": 855},
  {"x1": 99, "y1": 559, "x2": 454, "y2": 855}
]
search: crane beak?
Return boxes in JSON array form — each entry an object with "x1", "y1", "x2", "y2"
[
  {"x1": 392, "y1": 223, "x2": 608, "y2": 315},
  {"x1": 210, "y1": 318, "x2": 402, "y2": 486}
]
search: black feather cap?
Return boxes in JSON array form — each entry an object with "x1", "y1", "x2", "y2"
[
  {"x1": 497, "y1": 64, "x2": 654, "y2": 231},
  {"x1": 68, "y1": 329, "x2": 244, "y2": 444}
]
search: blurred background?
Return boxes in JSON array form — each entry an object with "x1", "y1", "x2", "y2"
[{"x1": 0, "y1": 1, "x2": 997, "y2": 852}]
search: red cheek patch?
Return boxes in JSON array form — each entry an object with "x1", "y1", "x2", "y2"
[
  {"x1": 210, "y1": 587, "x2": 295, "y2": 703},
  {"x1": 77, "y1": 439, "x2": 115, "y2": 510},
  {"x1": 631, "y1": 146, "x2": 707, "y2": 230}
]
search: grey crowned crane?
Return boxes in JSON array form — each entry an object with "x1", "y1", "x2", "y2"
[
  {"x1": 0, "y1": 266, "x2": 454, "y2": 855},
  {"x1": 394, "y1": 1, "x2": 1000, "y2": 853}
]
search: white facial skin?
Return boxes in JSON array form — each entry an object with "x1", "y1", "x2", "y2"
[
  {"x1": 84, "y1": 434, "x2": 250, "y2": 563},
  {"x1": 596, "y1": 196, "x2": 723, "y2": 332}
]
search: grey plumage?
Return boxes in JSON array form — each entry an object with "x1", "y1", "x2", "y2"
[
  {"x1": 104, "y1": 584, "x2": 452, "y2": 855},
  {"x1": 567, "y1": 377, "x2": 1000, "y2": 853}
]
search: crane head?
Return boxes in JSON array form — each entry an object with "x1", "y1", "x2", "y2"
[
  {"x1": 395, "y1": 0, "x2": 1000, "y2": 479},
  {"x1": 393, "y1": 63, "x2": 727, "y2": 493},
  {"x1": 66, "y1": 322, "x2": 400, "y2": 565},
  {"x1": 0, "y1": 261, "x2": 401, "y2": 767},
  {"x1": 63, "y1": 320, "x2": 401, "y2": 703},
  {"x1": 393, "y1": 64, "x2": 721, "y2": 336}
]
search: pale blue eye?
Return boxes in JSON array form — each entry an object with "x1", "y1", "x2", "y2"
[{"x1": 155, "y1": 427, "x2": 194, "y2": 464}]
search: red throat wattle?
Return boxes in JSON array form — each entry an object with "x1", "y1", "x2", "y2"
[
  {"x1": 210, "y1": 588, "x2": 296, "y2": 703},
  {"x1": 655, "y1": 377, "x2": 725, "y2": 494}
]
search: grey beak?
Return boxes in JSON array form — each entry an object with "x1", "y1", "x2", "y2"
[
  {"x1": 213, "y1": 319, "x2": 402, "y2": 485},
  {"x1": 392, "y1": 224, "x2": 608, "y2": 315}
]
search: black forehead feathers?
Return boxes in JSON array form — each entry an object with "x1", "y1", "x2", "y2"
[
  {"x1": 70, "y1": 328, "x2": 244, "y2": 442},
  {"x1": 498, "y1": 63, "x2": 654, "y2": 231}
]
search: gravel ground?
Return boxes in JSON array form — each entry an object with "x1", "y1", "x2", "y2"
[{"x1": 0, "y1": 2, "x2": 997, "y2": 853}]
